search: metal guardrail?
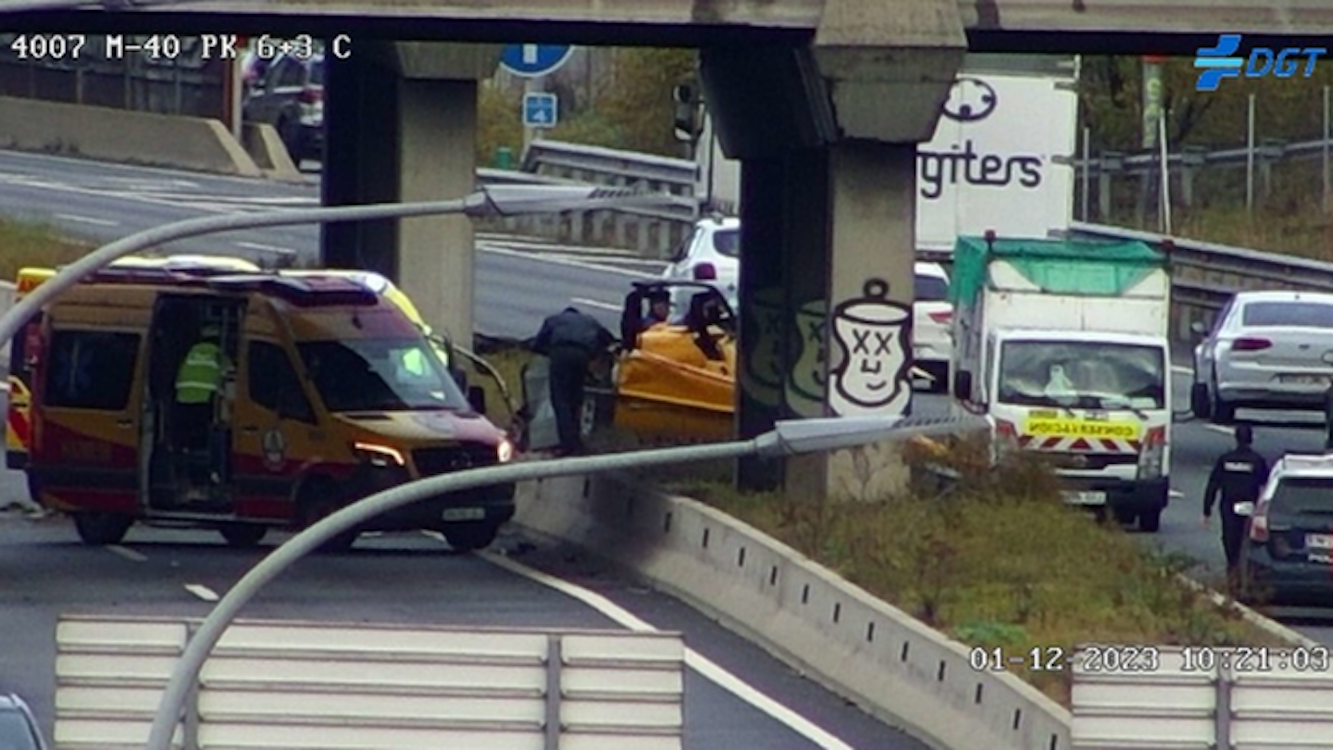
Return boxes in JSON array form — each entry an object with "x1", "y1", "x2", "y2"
[{"x1": 1073, "y1": 136, "x2": 1333, "y2": 179}]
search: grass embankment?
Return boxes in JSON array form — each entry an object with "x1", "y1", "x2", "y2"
[
  {"x1": 651, "y1": 436, "x2": 1288, "y2": 707},
  {"x1": 0, "y1": 218, "x2": 92, "y2": 281}
]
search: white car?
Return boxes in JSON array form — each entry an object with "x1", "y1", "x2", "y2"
[
  {"x1": 1191, "y1": 290, "x2": 1333, "y2": 424},
  {"x1": 912, "y1": 261, "x2": 953, "y2": 393},
  {"x1": 663, "y1": 216, "x2": 739, "y2": 311}
]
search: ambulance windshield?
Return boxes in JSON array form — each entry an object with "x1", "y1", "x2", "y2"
[
  {"x1": 297, "y1": 338, "x2": 470, "y2": 412},
  {"x1": 996, "y1": 340, "x2": 1165, "y2": 411}
]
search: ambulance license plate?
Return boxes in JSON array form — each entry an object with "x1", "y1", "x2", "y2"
[
  {"x1": 1062, "y1": 491, "x2": 1107, "y2": 506},
  {"x1": 442, "y1": 507, "x2": 486, "y2": 522}
]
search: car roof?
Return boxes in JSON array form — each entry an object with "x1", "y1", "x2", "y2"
[
  {"x1": 1272, "y1": 454, "x2": 1333, "y2": 478},
  {"x1": 1233, "y1": 290, "x2": 1333, "y2": 305},
  {"x1": 696, "y1": 216, "x2": 740, "y2": 230},
  {"x1": 915, "y1": 261, "x2": 948, "y2": 279}
]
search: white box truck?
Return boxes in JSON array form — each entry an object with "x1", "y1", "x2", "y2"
[{"x1": 948, "y1": 233, "x2": 1173, "y2": 532}]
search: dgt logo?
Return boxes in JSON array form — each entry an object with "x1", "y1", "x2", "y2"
[{"x1": 1195, "y1": 33, "x2": 1326, "y2": 91}]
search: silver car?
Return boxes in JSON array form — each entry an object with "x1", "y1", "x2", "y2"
[
  {"x1": 1191, "y1": 290, "x2": 1333, "y2": 424},
  {"x1": 0, "y1": 694, "x2": 47, "y2": 750}
]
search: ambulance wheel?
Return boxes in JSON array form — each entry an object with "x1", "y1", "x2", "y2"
[
  {"x1": 73, "y1": 512, "x2": 132, "y2": 546},
  {"x1": 1139, "y1": 509, "x2": 1162, "y2": 533},
  {"x1": 444, "y1": 522, "x2": 500, "y2": 552},
  {"x1": 297, "y1": 477, "x2": 359, "y2": 553},
  {"x1": 219, "y1": 523, "x2": 267, "y2": 548}
]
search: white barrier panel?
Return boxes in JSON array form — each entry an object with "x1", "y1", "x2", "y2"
[
  {"x1": 54, "y1": 615, "x2": 685, "y2": 750},
  {"x1": 0, "y1": 279, "x2": 14, "y2": 369},
  {"x1": 1072, "y1": 646, "x2": 1333, "y2": 750},
  {"x1": 514, "y1": 473, "x2": 1074, "y2": 750}
]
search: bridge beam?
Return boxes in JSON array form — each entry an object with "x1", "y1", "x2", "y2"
[
  {"x1": 706, "y1": 0, "x2": 964, "y2": 495},
  {"x1": 321, "y1": 41, "x2": 501, "y2": 345}
]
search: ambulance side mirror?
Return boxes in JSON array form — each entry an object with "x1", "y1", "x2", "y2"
[
  {"x1": 953, "y1": 370, "x2": 973, "y2": 402},
  {"x1": 467, "y1": 385, "x2": 487, "y2": 415}
]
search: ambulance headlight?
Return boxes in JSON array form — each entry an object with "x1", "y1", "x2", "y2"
[
  {"x1": 497, "y1": 438, "x2": 515, "y2": 464},
  {"x1": 352, "y1": 441, "x2": 405, "y2": 468}
]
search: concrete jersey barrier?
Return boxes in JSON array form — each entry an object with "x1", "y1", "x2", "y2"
[
  {"x1": 514, "y1": 473, "x2": 1074, "y2": 750},
  {"x1": 0, "y1": 96, "x2": 262, "y2": 178}
]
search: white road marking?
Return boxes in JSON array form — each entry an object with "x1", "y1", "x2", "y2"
[
  {"x1": 106, "y1": 545, "x2": 146, "y2": 562},
  {"x1": 570, "y1": 296, "x2": 621, "y2": 312},
  {"x1": 480, "y1": 244, "x2": 655, "y2": 280},
  {"x1": 235, "y1": 241, "x2": 297, "y2": 256},
  {"x1": 1204, "y1": 424, "x2": 1235, "y2": 435},
  {"x1": 480, "y1": 551, "x2": 857, "y2": 750},
  {"x1": 184, "y1": 583, "x2": 220, "y2": 602},
  {"x1": 1171, "y1": 365, "x2": 1193, "y2": 375},
  {"x1": 54, "y1": 213, "x2": 120, "y2": 227},
  {"x1": 1169, "y1": 490, "x2": 1184, "y2": 499}
]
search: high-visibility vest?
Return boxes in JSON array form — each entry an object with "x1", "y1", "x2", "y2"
[{"x1": 175, "y1": 342, "x2": 226, "y2": 404}]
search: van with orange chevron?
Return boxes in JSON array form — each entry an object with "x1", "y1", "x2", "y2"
[
  {"x1": 22, "y1": 260, "x2": 515, "y2": 551},
  {"x1": 948, "y1": 233, "x2": 1173, "y2": 532}
]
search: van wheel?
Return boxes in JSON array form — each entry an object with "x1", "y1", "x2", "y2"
[
  {"x1": 1138, "y1": 508, "x2": 1163, "y2": 533},
  {"x1": 73, "y1": 512, "x2": 132, "y2": 546},
  {"x1": 444, "y1": 522, "x2": 500, "y2": 552},
  {"x1": 297, "y1": 478, "x2": 359, "y2": 554},
  {"x1": 219, "y1": 523, "x2": 267, "y2": 548}
]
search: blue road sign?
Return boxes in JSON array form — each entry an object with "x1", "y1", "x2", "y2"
[
  {"x1": 523, "y1": 92, "x2": 559, "y2": 129},
  {"x1": 500, "y1": 44, "x2": 574, "y2": 77}
]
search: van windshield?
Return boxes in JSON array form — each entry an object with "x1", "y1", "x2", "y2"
[
  {"x1": 997, "y1": 340, "x2": 1166, "y2": 411},
  {"x1": 297, "y1": 338, "x2": 469, "y2": 412}
]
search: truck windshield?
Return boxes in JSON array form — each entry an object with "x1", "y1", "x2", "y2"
[
  {"x1": 297, "y1": 338, "x2": 470, "y2": 412},
  {"x1": 997, "y1": 341, "x2": 1165, "y2": 411}
]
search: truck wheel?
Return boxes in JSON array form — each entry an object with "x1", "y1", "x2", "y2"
[
  {"x1": 1138, "y1": 508, "x2": 1162, "y2": 533},
  {"x1": 219, "y1": 523, "x2": 267, "y2": 548},
  {"x1": 444, "y1": 522, "x2": 500, "y2": 552},
  {"x1": 296, "y1": 477, "x2": 359, "y2": 554},
  {"x1": 73, "y1": 512, "x2": 133, "y2": 546}
]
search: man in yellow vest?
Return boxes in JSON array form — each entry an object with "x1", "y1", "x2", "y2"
[{"x1": 174, "y1": 323, "x2": 231, "y2": 460}]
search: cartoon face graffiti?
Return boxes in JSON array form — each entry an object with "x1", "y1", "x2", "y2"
[
  {"x1": 786, "y1": 300, "x2": 827, "y2": 418},
  {"x1": 741, "y1": 288, "x2": 785, "y2": 408},
  {"x1": 829, "y1": 278, "x2": 913, "y2": 416}
]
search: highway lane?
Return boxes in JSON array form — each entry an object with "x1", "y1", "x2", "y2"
[{"x1": 0, "y1": 149, "x2": 652, "y2": 340}]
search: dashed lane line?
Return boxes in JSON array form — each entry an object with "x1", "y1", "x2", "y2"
[
  {"x1": 55, "y1": 213, "x2": 120, "y2": 227},
  {"x1": 570, "y1": 296, "x2": 622, "y2": 312},
  {"x1": 106, "y1": 545, "x2": 147, "y2": 562},
  {"x1": 184, "y1": 584, "x2": 220, "y2": 602}
]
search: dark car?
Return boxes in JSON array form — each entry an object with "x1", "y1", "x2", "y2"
[
  {"x1": 1239, "y1": 453, "x2": 1333, "y2": 605},
  {"x1": 242, "y1": 51, "x2": 325, "y2": 164},
  {"x1": 0, "y1": 693, "x2": 48, "y2": 750}
]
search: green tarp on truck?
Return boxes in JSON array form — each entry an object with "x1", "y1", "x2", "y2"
[{"x1": 949, "y1": 235, "x2": 1167, "y2": 307}]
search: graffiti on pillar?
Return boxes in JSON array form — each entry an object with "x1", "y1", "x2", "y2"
[
  {"x1": 829, "y1": 279, "x2": 912, "y2": 417},
  {"x1": 786, "y1": 300, "x2": 828, "y2": 418},
  {"x1": 741, "y1": 288, "x2": 785, "y2": 408}
]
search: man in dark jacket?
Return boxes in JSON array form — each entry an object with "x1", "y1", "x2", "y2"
[
  {"x1": 1202, "y1": 424, "x2": 1269, "y2": 581},
  {"x1": 532, "y1": 306, "x2": 615, "y2": 456}
]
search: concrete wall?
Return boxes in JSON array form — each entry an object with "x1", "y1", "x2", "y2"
[{"x1": 0, "y1": 96, "x2": 261, "y2": 178}]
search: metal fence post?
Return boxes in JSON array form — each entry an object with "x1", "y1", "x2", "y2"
[
  {"x1": 1214, "y1": 663, "x2": 1232, "y2": 750},
  {"x1": 1099, "y1": 151, "x2": 1123, "y2": 222},
  {"x1": 545, "y1": 633, "x2": 563, "y2": 750},
  {"x1": 184, "y1": 621, "x2": 202, "y2": 750},
  {"x1": 1246, "y1": 93, "x2": 1256, "y2": 215},
  {"x1": 1080, "y1": 126, "x2": 1091, "y2": 221},
  {"x1": 1181, "y1": 145, "x2": 1207, "y2": 209}
]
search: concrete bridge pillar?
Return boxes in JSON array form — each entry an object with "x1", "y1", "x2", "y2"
[
  {"x1": 321, "y1": 41, "x2": 501, "y2": 345},
  {"x1": 705, "y1": 0, "x2": 965, "y2": 497}
]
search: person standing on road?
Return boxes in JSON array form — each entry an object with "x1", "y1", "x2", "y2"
[
  {"x1": 1202, "y1": 424, "x2": 1269, "y2": 583},
  {"x1": 531, "y1": 306, "x2": 615, "y2": 457}
]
